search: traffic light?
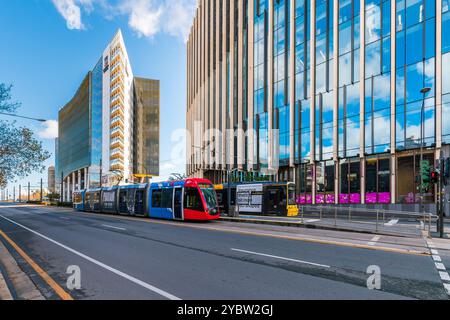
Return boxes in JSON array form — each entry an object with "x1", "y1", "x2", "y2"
[{"x1": 430, "y1": 170, "x2": 439, "y2": 184}]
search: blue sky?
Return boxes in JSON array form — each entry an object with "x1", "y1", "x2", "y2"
[{"x1": 0, "y1": 0, "x2": 195, "y2": 196}]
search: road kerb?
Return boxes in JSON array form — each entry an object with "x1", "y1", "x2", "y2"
[
  {"x1": 0, "y1": 268, "x2": 13, "y2": 300},
  {"x1": 0, "y1": 229, "x2": 72, "y2": 300}
]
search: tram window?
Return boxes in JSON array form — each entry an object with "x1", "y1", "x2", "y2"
[
  {"x1": 184, "y1": 188, "x2": 203, "y2": 211},
  {"x1": 74, "y1": 193, "x2": 82, "y2": 204},
  {"x1": 288, "y1": 185, "x2": 296, "y2": 205},
  {"x1": 152, "y1": 190, "x2": 162, "y2": 207},
  {"x1": 161, "y1": 188, "x2": 173, "y2": 208}
]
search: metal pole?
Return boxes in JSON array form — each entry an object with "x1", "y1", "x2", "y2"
[
  {"x1": 40, "y1": 178, "x2": 43, "y2": 203},
  {"x1": 19, "y1": 185, "x2": 21, "y2": 203},
  {"x1": 100, "y1": 158, "x2": 103, "y2": 188},
  {"x1": 61, "y1": 171, "x2": 64, "y2": 203},
  {"x1": 227, "y1": 170, "x2": 231, "y2": 216},
  {"x1": 440, "y1": 156, "x2": 445, "y2": 238},
  {"x1": 376, "y1": 210, "x2": 379, "y2": 232},
  {"x1": 27, "y1": 182, "x2": 30, "y2": 202},
  {"x1": 335, "y1": 206, "x2": 337, "y2": 226},
  {"x1": 13, "y1": 187, "x2": 15, "y2": 203}
]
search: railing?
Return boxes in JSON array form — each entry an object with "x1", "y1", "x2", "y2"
[{"x1": 298, "y1": 205, "x2": 438, "y2": 237}]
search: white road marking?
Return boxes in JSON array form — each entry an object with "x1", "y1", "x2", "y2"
[
  {"x1": 433, "y1": 255, "x2": 442, "y2": 262},
  {"x1": 0, "y1": 215, "x2": 180, "y2": 300},
  {"x1": 101, "y1": 224, "x2": 126, "y2": 231},
  {"x1": 367, "y1": 235, "x2": 381, "y2": 246},
  {"x1": 305, "y1": 219, "x2": 320, "y2": 223},
  {"x1": 384, "y1": 219, "x2": 399, "y2": 227},
  {"x1": 231, "y1": 248, "x2": 330, "y2": 268},
  {"x1": 439, "y1": 272, "x2": 450, "y2": 282},
  {"x1": 436, "y1": 263, "x2": 446, "y2": 271},
  {"x1": 444, "y1": 283, "x2": 450, "y2": 296},
  {"x1": 431, "y1": 249, "x2": 439, "y2": 255}
]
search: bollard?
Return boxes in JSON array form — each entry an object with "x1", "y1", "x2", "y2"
[
  {"x1": 376, "y1": 210, "x2": 379, "y2": 232},
  {"x1": 335, "y1": 207, "x2": 337, "y2": 226}
]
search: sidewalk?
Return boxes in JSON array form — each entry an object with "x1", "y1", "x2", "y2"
[
  {"x1": 0, "y1": 236, "x2": 45, "y2": 300},
  {"x1": 0, "y1": 268, "x2": 13, "y2": 300}
]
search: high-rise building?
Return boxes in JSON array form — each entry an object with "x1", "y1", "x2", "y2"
[
  {"x1": 186, "y1": 0, "x2": 450, "y2": 210},
  {"x1": 48, "y1": 166, "x2": 55, "y2": 194},
  {"x1": 57, "y1": 30, "x2": 160, "y2": 202}
]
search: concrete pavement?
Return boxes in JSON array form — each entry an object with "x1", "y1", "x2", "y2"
[{"x1": 0, "y1": 203, "x2": 448, "y2": 300}]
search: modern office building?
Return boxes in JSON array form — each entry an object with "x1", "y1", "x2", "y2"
[
  {"x1": 48, "y1": 166, "x2": 55, "y2": 194},
  {"x1": 186, "y1": 0, "x2": 450, "y2": 209},
  {"x1": 57, "y1": 30, "x2": 160, "y2": 202}
]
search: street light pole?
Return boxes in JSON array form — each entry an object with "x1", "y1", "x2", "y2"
[
  {"x1": 0, "y1": 112, "x2": 47, "y2": 122},
  {"x1": 419, "y1": 86, "x2": 431, "y2": 213}
]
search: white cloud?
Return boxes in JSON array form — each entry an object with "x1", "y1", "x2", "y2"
[
  {"x1": 51, "y1": 0, "x2": 197, "y2": 41},
  {"x1": 51, "y1": 0, "x2": 92, "y2": 30},
  {"x1": 118, "y1": 0, "x2": 163, "y2": 38},
  {"x1": 38, "y1": 120, "x2": 59, "y2": 139}
]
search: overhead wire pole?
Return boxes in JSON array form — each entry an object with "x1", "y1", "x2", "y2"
[{"x1": 40, "y1": 178, "x2": 43, "y2": 203}]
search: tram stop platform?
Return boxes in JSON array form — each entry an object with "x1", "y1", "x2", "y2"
[{"x1": 219, "y1": 208, "x2": 430, "y2": 239}]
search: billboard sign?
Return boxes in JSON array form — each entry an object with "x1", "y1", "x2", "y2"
[{"x1": 236, "y1": 184, "x2": 263, "y2": 213}]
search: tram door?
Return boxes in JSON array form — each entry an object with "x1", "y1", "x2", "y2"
[
  {"x1": 173, "y1": 187, "x2": 183, "y2": 220},
  {"x1": 264, "y1": 186, "x2": 284, "y2": 216}
]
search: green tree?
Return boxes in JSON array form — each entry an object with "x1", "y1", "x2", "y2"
[{"x1": 0, "y1": 84, "x2": 50, "y2": 188}]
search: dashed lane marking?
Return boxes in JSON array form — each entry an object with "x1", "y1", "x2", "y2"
[
  {"x1": 439, "y1": 271, "x2": 450, "y2": 282},
  {"x1": 427, "y1": 240, "x2": 450, "y2": 297},
  {"x1": 436, "y1": 263, "x2": 446, "y2": 271},
  {"x1": 101, "y1": 224, "x2": 126, "y2": 231},
  {"x1": 231, "y1": 248, "x2": 331, "y2": 268},
  {"x1": 0, "y1": 214, "x2": 180, "y2": 300},
  {"x1": 444, "y1": 284, "x2": 450, "y2": 296},
  {"x1": 367, "y1": 235, "x2": 381, "y2": 246},
  {"x1": 384, "y1": 219, "x2": 399, "y2": 227}
]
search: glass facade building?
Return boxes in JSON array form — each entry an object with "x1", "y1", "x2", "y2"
[
  {"x1": 187, "y1": 0, "x2": 450, "y2": 207},
  {"x1": 57, "y1": 30, "x2": 160, "y2": 202}
]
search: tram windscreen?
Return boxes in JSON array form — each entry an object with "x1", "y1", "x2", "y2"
[{"x1": 199, "y1": 184, "x2": 218, "y2": 214}]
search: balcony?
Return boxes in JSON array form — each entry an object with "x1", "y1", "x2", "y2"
[
  {"x1": 110, "y1": 163, "x2": 124, "y2": 172},
  {"x1": 110, "y1": 137, "x2": 124, "y2": 149},
  {"x1": 110, "y1": 149, "x2": 123, "y2": 160},
  {"x1": 111, "y1": 60, "x2": 123, "y2": 73},
  {"x1": 110, "y1": 82, "x2": 124, "y2": 95},
  {"x1": 110, "y1": 72, "x2": 124, "y2": 84},
  {"x1": 111, "y1": 105, "x2": 124, "y2": 118},
  {"x1": 110, "y1": 126, "x2": 124, "y2": 138},
  {"x1": 110, "y1": 93, "x2": 124, "y2": 106},
  {"x1": 110, "y1": 115, "x2": 123, "y2": 128}
]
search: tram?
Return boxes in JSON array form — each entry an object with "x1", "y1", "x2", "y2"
[
  {"x1": 214, "y1": 182, "x2": 298, "y2": 217},
  {"x1": 73, "y1": 178, "x2": 220, "y2": 221}
]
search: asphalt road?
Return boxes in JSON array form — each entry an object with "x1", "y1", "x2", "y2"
[{"x1": 0, "y1": 203, "x2": 448, "y2": 300}]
